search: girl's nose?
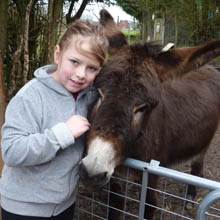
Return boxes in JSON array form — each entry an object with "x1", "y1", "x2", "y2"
[{"x1": 76, "y1": 66, "x2": 86, "y2": 80}]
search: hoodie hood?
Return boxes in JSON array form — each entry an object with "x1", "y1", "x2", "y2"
[{"x1": 34, "y1": 64, "x2": 96, "y2": 98}]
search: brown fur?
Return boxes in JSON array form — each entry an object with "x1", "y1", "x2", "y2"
[{"x1": 82, "y1": 10, "x2": 220, "y2": 219}]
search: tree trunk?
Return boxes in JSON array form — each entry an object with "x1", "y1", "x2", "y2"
[
  {"x1": 0, "y1": 51, "x2": 6, "y2": 183},
  {"x1": 8, "y1": 34, "x2": 24, "y2": 99},
  {"x1": 66, "y1": 0, "x2": 89, "y2": 24},
  {"x1": 201, "y1": 0, "x2": 209, "y2": 43},
  {"x1": 66, "y1": 0, "x2": 76, "y2": 24},
  {"x1": 162, "y1": 8, "x2": 166, "y2": 45},
  {"x1": 0, "y1": 0, "x2": 8, "y2": 55},
  {"x1": 70, "y1": 0, "x2": 89, "y2": 23},
  {"x1": 47, "y1": 0, "x2": 53, "y2": 64},
  {"x1": 48, "y1": 0, "x2": 64, "y2": 64},
  {"x1": 141, "y1": 10, "x2": 147, "y2": 42},
  {"x1": 23, "y1": 0, "x2": 34, "y2": 84},
  {"x1": 8, "y1": 0, "x2": 29, "y2": 99},
  {"x1": 0, "y1": 51, "x2": 6, "y2": 141},
  {"x1": 146, "y1": 11, "x2": 152, "y2": 41},
  {"x1": 174, "y1": 11, "x2": 178, "y2": 46}
]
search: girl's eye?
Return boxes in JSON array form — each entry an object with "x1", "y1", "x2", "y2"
[
  {"x1": 71, "y1": 59, "x2": 78, "y2": 65},
  {"x1": 88, "y1": 66, "x2": 98, "y2": 72}
]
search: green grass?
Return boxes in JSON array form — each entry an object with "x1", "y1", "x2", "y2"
[
  {"x1": 122, "y1": 30, "x2": 140, "y2": 37},
  {"x1": 122, "y1": 29, "x2": 141, "y2": 43}
]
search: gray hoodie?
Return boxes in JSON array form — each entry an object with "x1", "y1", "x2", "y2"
[{"x1": 0, "y1": 65, "x2": 98, "y2": 216}]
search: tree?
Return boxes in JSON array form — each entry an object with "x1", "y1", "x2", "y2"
[
  {"x1": 0, "y1": 50, "x2": 6, "y2": 196},
  {"x1": 8, "y1": 0, "x2": 36, "y2": 98},
  {"x1": 115, "y1": 0, "x2": 149, "y2": 41},
  {"x1": 66, "y1": 0, "x2": 114, "y2": 24},
  {"x1": 47, "y1": 0, "x2": 65, "y2": 64},
  {"x1": 66, "y1": 0, "x2": 89, "y2": 24},
  {"x1": 116, "y1": 0, "x2": 220, "y2": 46},
  {"x1": 0, "y1": 51, "x2": 6, "y2": 140},
  {"x1": 115, "y1": 0, "x2": 141, "y2": 20},
  {"x1": 0, "y1": 0, "x2": 8, "y2": 55},
  {"x1": 23, "y1": 0, "x2": 35, "y2": 84},
  {"x1": 0, "y1": 0, "x2": 8, "y2": 133}
]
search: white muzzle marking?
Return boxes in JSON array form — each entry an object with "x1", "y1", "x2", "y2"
[{"x1": 82, "y1": 136, "x2": 116, "y2": 180}]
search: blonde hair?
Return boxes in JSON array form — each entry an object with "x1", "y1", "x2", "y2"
[{"x1": 58, "y1": 20, "x2": 109, "y2": 66}]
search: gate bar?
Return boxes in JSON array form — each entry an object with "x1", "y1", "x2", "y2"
[
  {"x1": 138, "y1": 169, "x2": 148, "y2": 220},
  {"x1": 196, "y1": 189, "x2": 220, "y2": 220},
  {"x1": 123, "y1": 158, "x2": 220, "y2": 191}
]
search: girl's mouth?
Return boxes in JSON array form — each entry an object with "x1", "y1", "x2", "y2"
[{"x1": 70, "y1": 79, "x2": 83, "y2": 87}]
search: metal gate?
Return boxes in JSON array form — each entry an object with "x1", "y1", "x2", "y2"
[{"x1": 74, "y1": 158, "x2": 220, "y2": 220}]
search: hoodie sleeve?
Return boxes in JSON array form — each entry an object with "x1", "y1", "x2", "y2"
[{"x1": 1, "y1": 88, "x2": 75, "y2": 167}]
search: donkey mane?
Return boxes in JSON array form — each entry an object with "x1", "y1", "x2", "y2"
[
  {"x1": 131, "y1": 42, "x2": 163, "y2": 58},
  {"x1": 97, "y1": 42, "x2": 163, "y2": 81}
]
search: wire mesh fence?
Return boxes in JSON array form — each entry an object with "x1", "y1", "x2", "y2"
[{"x1": 74, "y1": 158, "x2": 220, "y2": 220}]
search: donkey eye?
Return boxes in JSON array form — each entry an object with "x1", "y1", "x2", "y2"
[{"x1": 133, "y1": 103, "x2": 151, "y2": 114}]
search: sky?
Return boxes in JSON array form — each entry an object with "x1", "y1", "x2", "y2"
[{"x1": 75, "y1": 1, "x2": 134, "y2": 22}]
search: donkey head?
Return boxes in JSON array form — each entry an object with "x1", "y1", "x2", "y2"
[{"x1": 79, "y1": 9, "x2": 220, "y2": 187}]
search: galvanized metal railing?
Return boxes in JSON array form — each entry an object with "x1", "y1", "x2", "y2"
[{"x1": 75, "y1": 158, "x2": 220, "y2": 220}]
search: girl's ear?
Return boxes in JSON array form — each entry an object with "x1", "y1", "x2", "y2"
[{"x1": 54, "y1": 45, "x2": 61, "y2": 64}]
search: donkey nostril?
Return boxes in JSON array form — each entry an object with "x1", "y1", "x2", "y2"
[
  {"x1": 79, "y1": 162, "x2": 108, "y2": 185},
  {"x1": 98, "y1": 171, "x2": 108, "y2": 181},
  {"x1": 103, "y1": 172, "x2": 107, "y2": 178},
  {"x1": 92, "y1": 172, "x2": 108, "y2": 184}
]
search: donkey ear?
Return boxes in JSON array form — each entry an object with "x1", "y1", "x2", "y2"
[
  {"x1": 155, "y1": 39, "x2": 220, "y2": 81},
  {"x1": 99, "y1": 9, "x2": 128, "y2": 56}
]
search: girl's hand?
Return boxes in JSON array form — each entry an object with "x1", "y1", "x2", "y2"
[{"x1": 66, "y1": 115, "x2": 90, "y2": 138}]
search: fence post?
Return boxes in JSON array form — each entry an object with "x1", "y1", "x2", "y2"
[{"x1": 138, "y1": 167, "x2": 149, "y2": 220}]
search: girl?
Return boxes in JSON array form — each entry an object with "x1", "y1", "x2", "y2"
[{"x1": 0, "y1": 19, "x2": 108, "y2": 220}]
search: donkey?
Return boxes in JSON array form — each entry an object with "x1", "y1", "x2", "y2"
[{"x1": 80, "y1": 9, "x2": 220, "y2": 219}]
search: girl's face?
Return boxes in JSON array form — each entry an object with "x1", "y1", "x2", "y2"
[{"x1": 52, "y1": 37, "x2": 100, "y2": 93}]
